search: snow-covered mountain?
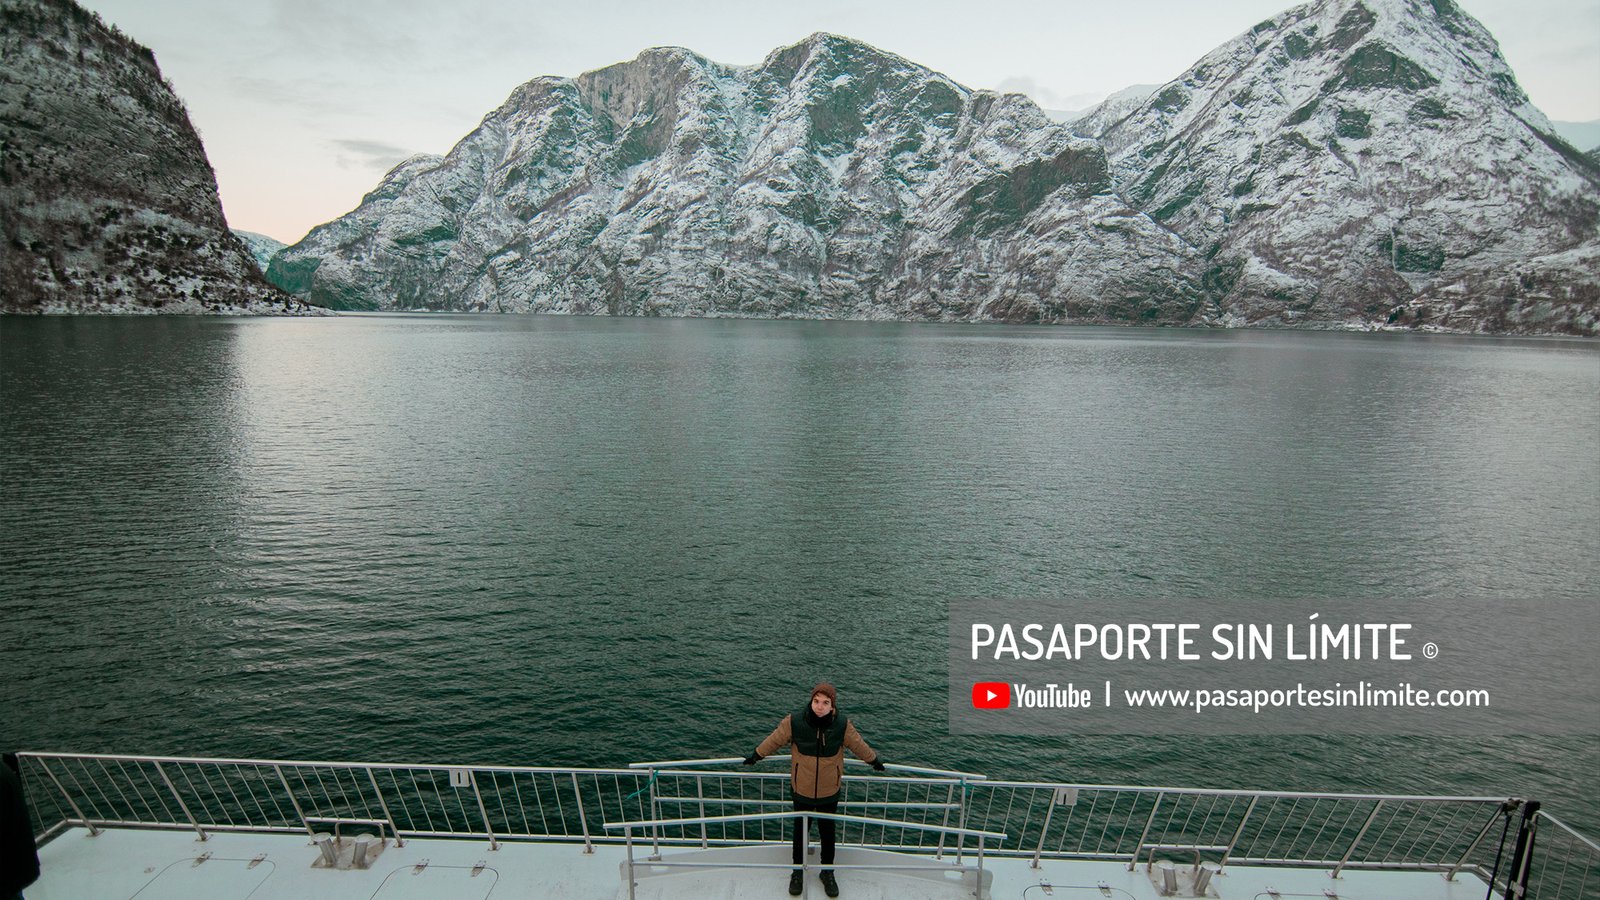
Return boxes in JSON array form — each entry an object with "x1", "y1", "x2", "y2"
[
  {"x1": 0, "y1": 0, "x2": 296, "y2": 313},
  {"x1": 1043, "y1": 87, "x2": 1160, "y2": 125},
  {"x1": 272, "y1": 0, "x2": 1598, "y2": 332},
  {"x1": 1063, "y1": 85, "x2": 1160, "y2": 130},
  {"x1": 268, "y1": 34, "x2": 1206, "y2": 322},
  {"x1": 1076, "y1": 0, "x2": 1599, "y2": 331},
  {"x1": 234, "y1": 230, "x2": 286, "y2": 273}
]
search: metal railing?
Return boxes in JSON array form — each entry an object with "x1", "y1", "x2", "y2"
[
  {"x1": 627, "y1": 756, "x2": 988, "y2": 781},
  {"x1": 15, "y1": 751, "x2": 983, "y2": 856},
  {"x1": 623, "y1": 755, "x2": 989, "y2": 862},
  {"x1": 602, "y1": 809, "x2": 1006, "y2": 900},
  {"x1": 19, "y1": 752, "x2": 640, "y2": 853},
  {"x1": 953, "y1": 780, "x2": 1598, "y2": 899},
  {"x1": 1523, "y1": 811, "x2": 1600, "y2": 900},
  {"x1": 19, "y1": 752, "x2": 1598, "y2": 898}
]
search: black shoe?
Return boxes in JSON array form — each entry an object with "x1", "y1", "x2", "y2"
[
  {"x1": 788, "y1": 869, "x2": 804, "y2": 895},
  {"x1": 820, "y1": 870, "x2": 840, "y2": 897}
]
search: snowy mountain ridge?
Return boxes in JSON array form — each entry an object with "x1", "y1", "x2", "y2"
[
  {"x1": 234, "y1": 230, "x2": 286, "y2": 273},
  {"x1": 267, "y1": 0, "x2": 1599, "y2": 333},
  {"x1": 272, "y1": 32, "x2": 1202, "y2": 323},
  {"x1": 1074, "y1": 0, "x2": 1599, "y2": 331}
]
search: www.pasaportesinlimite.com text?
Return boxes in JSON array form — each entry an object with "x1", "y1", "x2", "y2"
[{"x1": 1002, "y1": 682, "x2": 1490, "y2": 714}]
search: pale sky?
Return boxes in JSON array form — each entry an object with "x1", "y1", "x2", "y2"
[{"x1": 78, "y1": 0, "x2": 1600, "y2": 244}]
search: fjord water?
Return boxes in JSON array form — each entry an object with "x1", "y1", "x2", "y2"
[{"x1": 2, "y1": 315, "x2": 1596, "y2": 831}]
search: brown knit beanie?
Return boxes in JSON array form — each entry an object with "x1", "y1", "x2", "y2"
[{"x1": 811, "y1": 682, "x2": 838, "y2": 704}]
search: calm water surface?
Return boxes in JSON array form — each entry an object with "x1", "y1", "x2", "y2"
[{"x1": 2, "y1": 315, "x2": 1596, "y2": 831}]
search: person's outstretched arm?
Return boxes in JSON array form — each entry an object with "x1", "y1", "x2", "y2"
[
  {"x1": 843, "y1": 722, "x2": 885, "y2": 770},
  {"x1": 745, "y1": 714, "x2": 794, "y2": 763}
]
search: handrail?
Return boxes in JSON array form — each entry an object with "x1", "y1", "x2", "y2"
[
  {"x1": 650, "y1": 796, "x2": 962, "y2": 810},
  {"x1": 628, "y1": 756, "x2": 989, "y2": 780},
  {"x1": 602, "y1": 809, "x2": 1007, "y2": 841},
  {"x1": 34, "y1": 753, "x2": 1520, "y2": 804},
  {"x1": 628, "y1": 757, "x2": 745, "y2": 769},
  {"x1": 32, "y1": 819, "x2": 70, "y2": 847},
  {"x1": 1537, "y1": 811, "x2": 1600, "y2": 853},
  {"x1": 17, "y1": 751, "x2": 639, "y2": 777},
  {"x1": 15, "y1": 750, "x2": 981, "y2": 786},
  {"x1": 623, "y1": 767, "x2": 970, "y2": 787},
  {"x1": 607, "y1": 860, "x2": 983, "y2": 871},
  {"x1": 8, "y1": 751, "x2": 1539, "y2": 804},
  {"x1": 976, "y1": 778, "x2": 1508, "y2": 803}
]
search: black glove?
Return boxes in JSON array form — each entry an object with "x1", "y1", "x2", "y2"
[
  {"x1": 870, "y1": 756, "x2": 886, "y2": 772},
  {"x1": 743, "y1": 753, "x2": 762, "y2": 765}
]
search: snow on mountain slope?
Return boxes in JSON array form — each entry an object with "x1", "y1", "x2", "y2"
[
  {"x1": 272, "y1": 1, "x2": 1599, "y2": 333},
  {"x1": 270, "y1": 33, "x2": 1203, "y2": 322},
  {"x1": 1078, "y1": 0, "x2": 1599, "y2": 331}
]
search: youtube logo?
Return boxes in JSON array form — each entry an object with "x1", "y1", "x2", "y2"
[{"x1": 972, "y1": 682, "x2": 1010, "y2": 709}]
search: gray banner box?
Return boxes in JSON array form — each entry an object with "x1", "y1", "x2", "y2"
[{"x1": 949, "y1": 597, "x2": 1600, "y2": 734}]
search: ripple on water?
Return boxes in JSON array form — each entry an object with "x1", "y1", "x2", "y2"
[{"x1": 1, "y1": 316, "x2": 1595, "y2": 832}]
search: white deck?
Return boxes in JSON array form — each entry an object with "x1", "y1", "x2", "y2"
[{"x1": 29, "y1": 826, "x2": 1502, "y2": 899}]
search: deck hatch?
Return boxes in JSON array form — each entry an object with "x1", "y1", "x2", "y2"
[
  {"x1": 128, "y1": 857, "x2": 276, "y2": 899},
  {"x1": 371, "y1": 864, "x2": 499, "y2": 899}
]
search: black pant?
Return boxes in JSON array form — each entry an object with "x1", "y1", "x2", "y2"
[{"x1": 791, "y1": 797, "x2": 839, "y2": 868}]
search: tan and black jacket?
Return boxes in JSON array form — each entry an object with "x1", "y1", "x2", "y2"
[{"x1": 756, "y1": 708, "x2": 877, "y2": 803}]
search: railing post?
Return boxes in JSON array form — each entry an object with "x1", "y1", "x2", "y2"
[
  {"x1": 1128, "y1": 792, "x2": 1164, "y2": 871},
  {"x1": 624, "y1": 825, "x2": 638, "y2": 900},
  {"x1": 1219, "y1": 795, "x2": 1259, "y2": 872},
  {"x1": 1446, "y1": 801, "x2": 1515, "y2": 882},
  {"x1": 1032, "y1": 789, "x2": 1057, "y2": 869},
  {"x1": 800, "y1": 813, "x2": 810, "y2": 886},
  {"x1": 33, "y1": 758, "x2": 100, "y2": 837},
  {"x1": 468, "y1": 770, "x2": 499, "y2": 851},
  {"x1": 1506, "y1": 801, "x2": 1541, "y2": 900},
  {"x1": 275, "y1": 765, "x2": 316, "y2": 840},
  {"x1": 976, "y1": 833, "x2": 988, "y2": 900},
  {"x1": 648, "y1": 767, "x2": 661, "y2": 861},
  {"x1": 696, "y1": 774, "x2": 708, "y2": 849},
  {"x1": 936, "y1": 783, "x2": 955, "y2": 860},
  {"x1": 570, "y1": 773, "x2": 594, "y2": 854},
  {"x1": 1331, "y1": 799, "x2": 1384, "y2": 879},
  {"x1": 153, "y1": 762, "x2": 208, "y2": 842},
  {"x1": 364, "y1": 767, "x2": 406, "y2": 847},
  {"x1": 955, "y1": 776, "x2": 969, "y2": 865}
]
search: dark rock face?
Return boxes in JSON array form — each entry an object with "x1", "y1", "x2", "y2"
[
  {"x1": 272, "y1": 0, "x2": 1598, "y2": 334},
  {"x1": 0, "y1": 0, "x2": 291, "y2": 313}
]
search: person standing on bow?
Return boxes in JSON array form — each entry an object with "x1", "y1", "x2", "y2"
[{"x1": 744, "y1": 682, "x2": 885, "y2": 898}]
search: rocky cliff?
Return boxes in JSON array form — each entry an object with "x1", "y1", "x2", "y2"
[
  {"x1": 271, "y1": 0, "x2": 1599, "y2": 333},
  {"x1": 0, "y1": 0, "x2": 294, "y2": 313}
]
